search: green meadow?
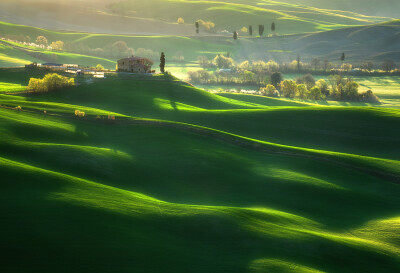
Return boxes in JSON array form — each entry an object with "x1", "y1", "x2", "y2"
[
  {"x1": 0, "y1": 69, "x2": 399, "y2": 272},
  {"x1": 0, "y1": 1, "x2": 399, "y2": 271}
]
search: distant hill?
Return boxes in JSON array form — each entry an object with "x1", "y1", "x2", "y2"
[
  {"x1": 0, "y1": 0, "x2": 393, "y2": 35},
  {"x1": 283, "y1": 0, "x2": 400, "y2": 18},
  {"x1": 1, "y1": 19, "x2": 399, "y2": 67}
]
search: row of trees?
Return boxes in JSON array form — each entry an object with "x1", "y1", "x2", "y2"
[
  {"x1": 1, "y1": 33, "x2": 163, "y2": 62},
  {"x1": 188, "y1": 69, "x2": 269, "y2": 85},
  {"x1": 260, "y1": 73, "x2": 379, "y2": 103},
  {"x1": 197, "y1": 54, "x2": 400, "y2": 75},
  {"x1": 232, "y1": 23, "x2": 277, "y2": 40}
]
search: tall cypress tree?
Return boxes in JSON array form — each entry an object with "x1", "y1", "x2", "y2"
[
  {"x1": 233, "y1": 31, "x2": 238, "y2": 40},
  {"x1": 258, "y1": 25, "x2": 264, "y2": 37},
  {"x1": 249, "y1": 25, "x2": 253, "y2": 36},
  {"x1": 195, "y1": 21, "x2": 199, "y2": 34},
  {"x1": 271, "y1": 22, "x2": 276, "y2": 32},
  {"x1": 296, "y1": 55, "x2": 301, "y2": 72},
  {"x1": 160, "y1": 52, "x2": 166, "y2": 73}
]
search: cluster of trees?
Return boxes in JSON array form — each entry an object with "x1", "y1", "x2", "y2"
[
  {"x1": 28, "y1": 73, "x2": 74, "y2": 93},
  {"x1": 63, "y1": 40, "x2": 160, "y2": 61},
  {"x1": 188, "y1": 69, "x2": 269, "y2": 85},
  {"x1": 0, "y1": 34, "x2": 64, "y2": 51},
  {"x1": 35, "y1": 36, "x2": 64, "y2": 50},
  {"x1": 197, "y1": 54, "x2": 399, "y2": 77},
  {"x1": 260, "y1": 73, "x2": 379, "y2": 103},
  {"x1": 195, "y1": 19, "x2": 216, "y2": 33}
]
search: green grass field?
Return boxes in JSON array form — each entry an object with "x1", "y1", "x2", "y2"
[
  {"x1": 109, "y1": 0, "x2": 391, "y2": 33},
  {"x1": 0, "y1": 68, "x2": 399, "y2": 272}
]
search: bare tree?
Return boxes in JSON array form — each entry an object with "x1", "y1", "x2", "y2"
[
  {"x1": 323, "y1": 60, "x2": 331, "y2": 72},
  {"x1": 311, "y1": 58, "x2": 321, "y2": 72},
  {"x1": 381, "y1": 59, "x2": 396, "y2": 72},
  {"x1": 296, "y1": 55, "x2": 301, "y2": 72},
  {"x1": 361, "y1": 61, "x2": 374, "y2": 72}
]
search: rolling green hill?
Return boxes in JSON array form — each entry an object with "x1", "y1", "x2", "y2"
[
  {"x1": 0, "y1": 69, "x2": 400, "y2": 272},
  {"x1": 0, "y1": 0, "x2": 393, "y2": 36},
  {"x1": 1, "y1": 18, "x2": 400, "y2": 69}
]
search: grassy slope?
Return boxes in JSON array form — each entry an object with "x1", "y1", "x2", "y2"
[
  {"x1": 0, "y1": 72, "x2": 399, "y2": 272},
  {"x1": 1, "y1": 19, "x2": 400, "y2": 67},
  {"x1": 1, "y1": 108, "x2": 400, "y2": 273},
  {"x1": 19, "y1": 73, "x2": 398, "y2": 160},
  {"x1": 109, "y1": 0, "x2": 391, "y2": 33},
  {"x1": 0, "y1": 40, "x2": 117, "y2": 69}
]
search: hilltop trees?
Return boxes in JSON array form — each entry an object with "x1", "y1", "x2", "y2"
[
  {"x1": 28, "y1": 73, "x2": 74, "y2": 93},
  {"x1": 50, "y1": 41, "x2": 64, "y2": 51},
  {"x1": 196, "y1": 20, "x2": 215, "y2": 33},
  {"x1": 160, "y1": 52, "x2": 166, "y2": 73},
  {"x1": 36, "y1": 36, "x2": 48, "y2": 46}
]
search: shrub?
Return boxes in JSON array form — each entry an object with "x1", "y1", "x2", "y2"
[
  {"x1": 28, "y1": 73, "x2": 74, "y2": 93},
  {"x1": 266, "y1": 60, "x2": 279, "y2": 72},
  {"x1": 177, "y1": 18, "x2": 185, "y2": 24},
  {"x1": 343, "y1": 81, "x2": 359, "y2": 101},
  {"x1": 316, "y1": 79, "x2": 329, "y2": 96},
  {"x1": 260, "y1": 84, "x2": 278, "y2": 97},
  {"x1": 75, "y1": 110, "x2": 85, "y2": 118},
  {"x1": 296, "y1": 74, "x2": 315, "y2": 90},
  {"x1": 297, "y1": 84, "x2": 308, "y2": 99},
  {"x1": 36, "y1": 36, "x2": 48, "y2": 46},
  {"x1": 213, "y1": 54, "x2": 234, "y2": 69},
  {"x1": 95, "y1": 64, "x2": 105, "y2": 70},
  {"x1": 50, "y1": 41, "x2": 64, "y2": 51},
  {"x1": 359, "y1": 90, "x2": 380, "y2": 103},
  {"x1": 271, "y1": 72, "x2": 283, "y2": 89},
  {"x1": 196, "y1": 20, "x2": 215, "y2": 32},
  {"x1": 280, "y1": 80, "x2": 297, "y2": 98},
  {"x1": 308, "y1": 86, "x2": 323, "y2": 100}
]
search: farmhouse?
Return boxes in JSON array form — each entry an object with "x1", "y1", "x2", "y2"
[{"x1": 117, "y1": 56, "x2": 154, "y2": 73}]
